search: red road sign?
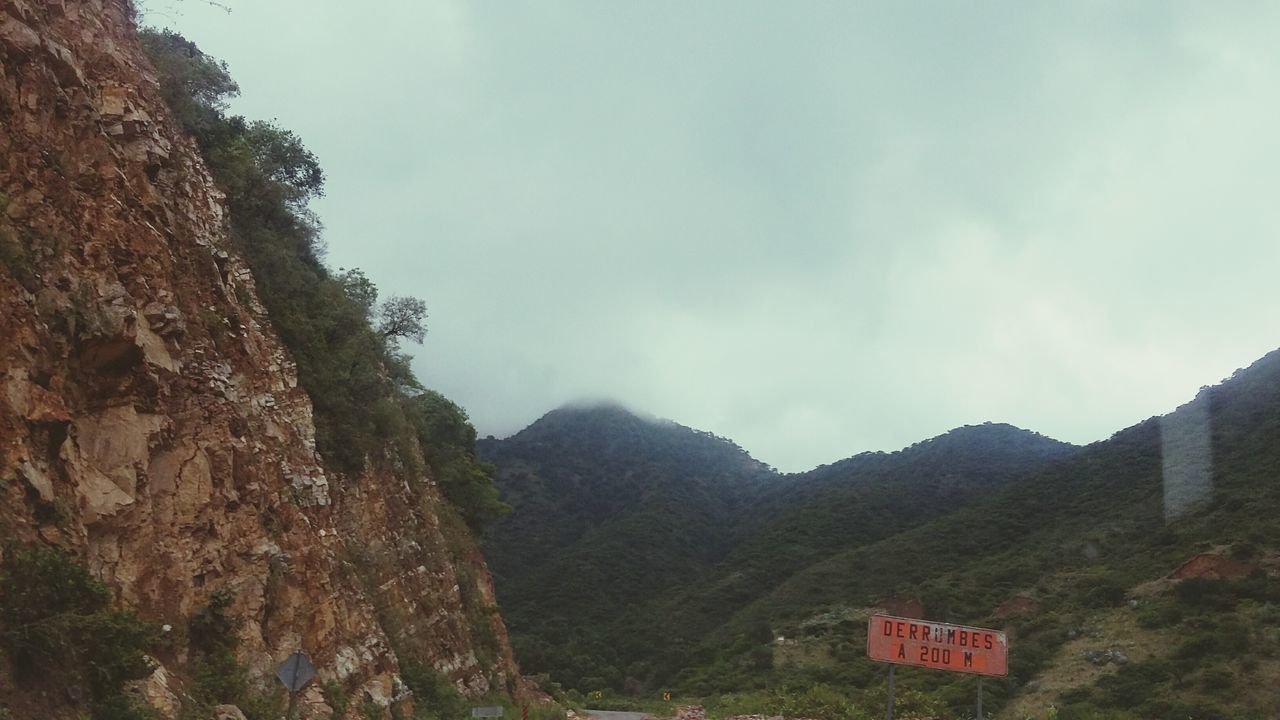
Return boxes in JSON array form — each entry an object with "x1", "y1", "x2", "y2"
[{"x1": 866, "y1": 613, "x2": 1008, "y2": 677}]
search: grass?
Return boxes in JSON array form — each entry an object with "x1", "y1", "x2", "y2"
[{"x1": 999, "y1": 606, "x2": 1172, "y2": 719}]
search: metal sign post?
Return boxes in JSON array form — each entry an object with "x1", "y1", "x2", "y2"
[
  {"x1": 867, "y1": 614, "x2": 1008, "y2": 676},
  {"x1": 885, "y1": 664, "x2": 895, "y2": 720},
  {"x1": 866, "y1": 614, "x2": 1008, "y2": 720}
]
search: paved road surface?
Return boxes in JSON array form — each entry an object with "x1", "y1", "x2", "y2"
[{"x1": 586, "y1": 710, "x2": 650, "y2": 720}]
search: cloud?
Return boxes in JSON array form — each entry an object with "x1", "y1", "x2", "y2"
[{"x1": 155, "y1": 1, "x2": 1280, "y2": 471}]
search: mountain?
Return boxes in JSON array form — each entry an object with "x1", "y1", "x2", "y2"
[
  {"x1": 478, "y1": 403, "x2": 777, "y2": 688},
  {"x1": 479, "y1": 403, "x2": 775, "y2": 589},
  {"x1": 480, "y1": 406, "x2": 1075, "y2": 693},
  {"x1": 679, "y1": 348, "x2": 1280, "y2": 719},
  {"x1": 482, "y1": 347, "x2": 1280, "y2": 718},
  {"x1": 648, "y1": 422, "x2": 1079, "y2": 667}
]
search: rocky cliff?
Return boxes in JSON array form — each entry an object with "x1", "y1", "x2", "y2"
[{"x1": 0, "y1": 1, "x2": 523, "y2": 717}]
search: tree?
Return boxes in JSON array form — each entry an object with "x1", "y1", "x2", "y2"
[
  {"x1": 337, "y1": 268, "x2": 378, "y2": 316},
  {"x1": 141, "y1": 28, "x2": 450, "y2": 481},
  {"x1": 405, "y1": 391, "x2": 511, "y2": 531},
  {"x1": 0, "y1": 547, "x2": 158, "y2": 719},
  {"x1": 379, "y1": 295, "x2": 428, "y2": 345},
  {"x1": 244, "y1": 121, "x2": 325, "y2": 207},
  {"x1": 138, "y1": 28, "x2": 239, "y2": 147}
]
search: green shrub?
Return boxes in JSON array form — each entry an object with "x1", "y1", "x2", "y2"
[
  {"x1": 1080, "y1": 578, "x2": 1126, "y2": 609},
  {"x1": 1197, "y1": 665, "x2": 1234, "y2": 693},
  {"x1": 0, "y1": 546, "x2": 158, "y2": 719},
  {"x1": 1090, "y1": 659, "x2": 1175, "y2": 709},
  {"x1": 91, "y1": 695, "x2": 159, "y2": 720},
  {"x1": 1174, "y1": 578, "x2": 1239, "y2": 611},
  {"x1": 0, "y1": 230, "x2": 30, "y2": 278},
  {"x1": 187, "y1": 590, "x2": 248, "y2": 709},
  {"x1": 777, "y1": 683, "x2": 864, "y2": 720},
  {"x1": 138, "y1": 30, "x2": 507, "y2": 530},
  {"x1": 400, "y1": 659, "x2": 467, "y2": 720},
  {"x1": 184, "y1": 589, "x2": 284, "y2": 720},
  {"x1": 1135, "y1": 598, "x2": 1183, "y2": 628},
  {"x1": 362, "y1": 700, "x2": 386, "y2": 720},
  {"x1": 323, "y1": 680, "x2": 351, "y2": 718},
  {"x1": 405, "y1": 392, "x2": 510, "y2": 532}
]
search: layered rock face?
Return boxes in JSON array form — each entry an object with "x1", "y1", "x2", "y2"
[{"x1": 0, "y1": 0, "x2": 520, "y2": 715}]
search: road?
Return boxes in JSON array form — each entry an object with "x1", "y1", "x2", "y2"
[{"x1": 585, "y1": 711, "x2": 651, "y2": 720}]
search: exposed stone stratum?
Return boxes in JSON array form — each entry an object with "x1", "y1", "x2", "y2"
[{"x1": 0, "y1": 1, "x2": 525, "y2": 717}]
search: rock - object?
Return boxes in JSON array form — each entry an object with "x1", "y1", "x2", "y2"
[
  {"x1": 677, "y1": 706, "x2": 707, "y2": 720},
  {"x1": 1082, "y1": 649, "x2": 1130, "y2": 666}
]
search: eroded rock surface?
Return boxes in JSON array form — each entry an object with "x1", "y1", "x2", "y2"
[{"x1": 0, "y1": 1, "x2": 524, "y2": 716}]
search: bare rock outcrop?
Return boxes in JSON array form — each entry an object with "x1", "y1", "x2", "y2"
[{"x1": 0, "y1": 1, "x2": 523, "y2": 717}]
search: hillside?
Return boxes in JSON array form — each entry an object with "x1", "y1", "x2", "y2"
[
  {"x1": 478, "y1": 403, "x2": 777, "y2": 690},
  {"x1": 0, "y1": 5, "x2": 526, "y2": 720},
  {"x1": 647, "y1": 423, "x2": 1079, "y2": 681},
  {"x1": 480, "y1": 347, "x2": 1280, "y2": 719},
  {"x1": 679, "y1": 348, "x2": 1280, "y2": 719},
  {"x1": 480, "y1": 408, "x2": 1075, "y2": 693}
]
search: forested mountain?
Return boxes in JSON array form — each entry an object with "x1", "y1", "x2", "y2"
[
  {"x1": 479, "y1": 407, "x2": 1076, "y2": 695},
  {"x1": 483, "y1": 347, "x2": 1280, "y2": 719},
  {"x1": 477, "y1": 404, "x2": 777, "y2": 689},
  {"x1": 679, "y1": 348, "x2": 1280, "y2": 719},
  {"x1": 649, "y1": 423, "x2": 1079, "y2": 674}
]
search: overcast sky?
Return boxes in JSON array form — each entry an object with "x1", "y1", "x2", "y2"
[{"x1": 148, "y1": 1, "x2": 1280, "y2": 472}]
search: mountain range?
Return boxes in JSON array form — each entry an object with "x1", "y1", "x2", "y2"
[{"x1": 480, "y1": 347, "x2": 1280, "y2": 719}]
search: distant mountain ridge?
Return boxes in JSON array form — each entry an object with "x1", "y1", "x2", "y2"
[
  {"x1": 490, "y1": 401, "x2": 775, "y2": 478},
  {"x1": 477, "y1": 402, "x2": 784, "y2": 686},
  {"x1": 666, "y1": 422, "x2": 1080, "y2": 646},
  {"x1": 674, "y1": 347, "x2": 1280, "y2": 718},
  {"x1": 483, "y1": 346, "x2": 1280, "y2": 717},
  {"x1": 478, "y1": 402, "x2": 1077, "y2": 694}
]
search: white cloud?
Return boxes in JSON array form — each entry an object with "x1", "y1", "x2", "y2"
[{"x1": 154, "y1": 1, "x2": 1280, "y2": 471}]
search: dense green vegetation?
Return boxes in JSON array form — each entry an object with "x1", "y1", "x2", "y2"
[
  {"x1": 407, "y1": 391, "x2": 511, "y2": 532},
  {"x1": 0, "y1": 547, "x2": 158, "y2": 720},
  {"x1": 483, "y1": 349, "x2": 1280, "y2": 718},
  {"x1": 478, "y1": 404, "x2": 777, "y2": 692},
  {"x1": 1054, "y1": 574, "x2": 1280, "y2": 719},
  {"x1": 138, "y1": 29, "x2": 506, "y2": 528},
  {"x1": 649, "y1": 422, "x2": 1077, "y2": 680},
  {"x1": 181, "y1": 589, "x2": 286, "y2": 720},
  {"x1": 677, "y1": 350, "x2": 1280, "y2": 718}
]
